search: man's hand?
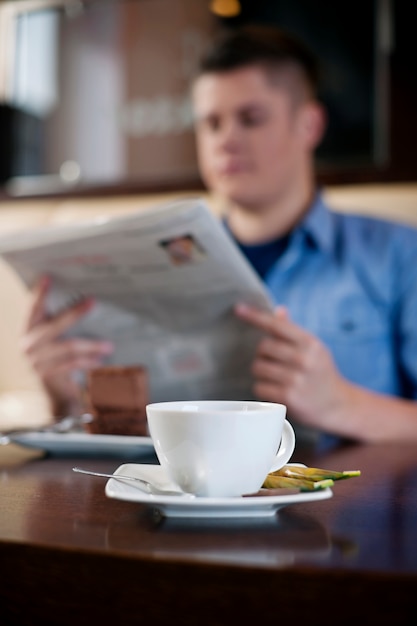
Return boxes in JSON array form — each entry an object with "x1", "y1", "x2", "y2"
[
  {"x1": 20, "y1": 276, "x2": 114, "y2": 416},
  {"x1": 235, "y1": 303, "x2": 349, "y2": 431}
]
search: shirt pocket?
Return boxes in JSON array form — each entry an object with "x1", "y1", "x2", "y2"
[
  {"x1": 319, "y1": 295, "x2": 389, "y2": 339},
  {"x1": 316, "y1": 296, "x2": 397, "y2": 393}
]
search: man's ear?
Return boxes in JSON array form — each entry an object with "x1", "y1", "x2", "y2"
[{"x1": 300, "y1": 102, "x2": 327, "y2": 150}]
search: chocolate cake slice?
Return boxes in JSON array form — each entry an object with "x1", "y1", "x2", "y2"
[{"x1": 85, "y1": 365, "x2": 149, "y2": 436}]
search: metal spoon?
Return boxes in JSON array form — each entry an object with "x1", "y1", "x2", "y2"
[{"x1": 72, "y1": 466, "x2": 194, "y2": 498}]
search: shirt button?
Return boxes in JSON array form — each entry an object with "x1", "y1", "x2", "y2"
[{"x1": 341, "y1": 320, "x2": 356, "y2": 332}]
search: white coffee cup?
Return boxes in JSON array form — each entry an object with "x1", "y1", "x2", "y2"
[{"x1": 146, "y1": 400, "x2": 295, "y2": 498}]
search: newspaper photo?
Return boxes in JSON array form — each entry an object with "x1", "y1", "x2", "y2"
[{"x1": 0, "y1": 198, "x2": 274, "y2": 402}]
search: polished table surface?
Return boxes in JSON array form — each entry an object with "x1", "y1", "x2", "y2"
[{"x1": 1, "y1": 438, "x2": 416, "y2": 626}]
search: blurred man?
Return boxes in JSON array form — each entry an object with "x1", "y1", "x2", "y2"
[{"x1": 21, "y1": 25, "x2": 417, "y2": 444}]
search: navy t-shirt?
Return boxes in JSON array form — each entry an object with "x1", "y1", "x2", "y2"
[{"x1": 226, "y1": 226, "x2": 290, "y2": 279}]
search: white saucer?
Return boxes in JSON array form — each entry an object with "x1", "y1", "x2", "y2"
[
  {"x1": 9, "y1": 432, "x2": 155, "y2": 459},
  {"x1": 105, "y1": 463, "x2": 333, "y2": 519}
]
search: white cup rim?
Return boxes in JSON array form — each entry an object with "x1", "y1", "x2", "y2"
[{"x1": 146, "y1": 400, "x2": 287, "y2": 415}]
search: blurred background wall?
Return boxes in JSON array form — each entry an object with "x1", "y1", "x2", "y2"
[{"x1": 0, "y1": 0, "x2": 415, "y2": 198}]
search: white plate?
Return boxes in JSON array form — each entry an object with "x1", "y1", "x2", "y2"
[
  {"x1": 9, "y1": 431, "x2": 155, "y2": 459},
  {"x1": 105, "y1": 463, "x2": 333, "y2": 519}
]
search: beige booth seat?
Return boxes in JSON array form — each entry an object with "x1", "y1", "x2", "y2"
[{"x1": 0, "y1": 183, "x2": 416, "y2": 430}]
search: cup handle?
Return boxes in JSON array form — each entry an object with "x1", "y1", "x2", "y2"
[{"x1": 269, "y1": 419, "x2": 296, "y2": 472}]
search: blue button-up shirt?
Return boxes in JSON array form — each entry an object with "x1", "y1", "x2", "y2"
[{"x1": 232, "y1": 191, "x2": 417, "y2": 406}]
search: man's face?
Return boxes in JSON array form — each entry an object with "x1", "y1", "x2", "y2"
[{"x1": 192, "y1": 65, "x2": 317, "y2": 210}]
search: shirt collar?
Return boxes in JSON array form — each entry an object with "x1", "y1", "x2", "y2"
[
  {"x1": 222, "y1": 189, "x2": 336, "y2": 254},
  {"x1": 298, "y1": 190, "x2": 336, "y2": 254}
]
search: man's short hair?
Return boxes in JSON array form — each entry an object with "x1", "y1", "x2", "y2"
[{"x1": 196, "y1": 24, "x2": 320, "y2": 100}]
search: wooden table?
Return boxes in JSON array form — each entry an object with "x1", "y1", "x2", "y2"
[{"x1": 1, "y1": 439, "x2": 416, "y2": 626}]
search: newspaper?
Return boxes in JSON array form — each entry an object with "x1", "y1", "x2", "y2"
[{"x1": 0, "y1": 197, "x2": 274, "y2": 402}]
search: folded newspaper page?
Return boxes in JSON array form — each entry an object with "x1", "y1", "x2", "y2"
[{"x1": 0, "y1": 198, "x2": 274, "y2": 402}]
